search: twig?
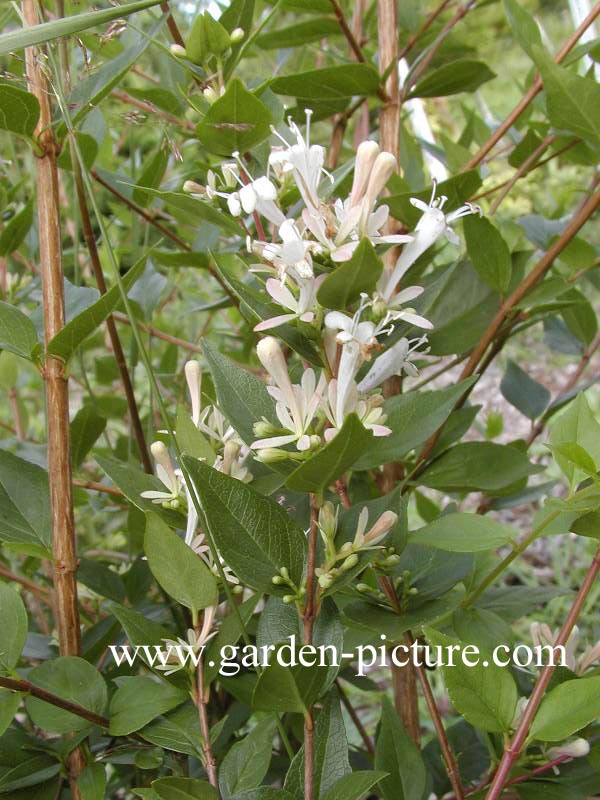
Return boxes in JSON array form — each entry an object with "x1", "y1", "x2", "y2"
[
  {"x1": 0, "y1": 563, "x2": 52, "y2": 604},
  {"x1": 112, "y1": 90, "x2": 195, "y2": 131},
  {"x1": 526, "y1": 332, "x2": 600, "y2": 447},
  {"x1": 402, "y1": 0, "x2": 477, "y2": 98},
  {"x1": 0, "y1": 675, "x2": 108, "y2": 728},
  {"x1": 328, "y1": 0, "x2": 365, "y2": 62},
  {"x1": 398, "y1": 0, "x2": 455, "y2": 61},
  {"x1": 303, "y1": 494, "x2": 320, "y2": 800},
  {"x1": 466, "y1": 2, "x2": 600, "y2": 168},
  {"x1": 195, "y1": 628, "x2": 219, "y2": 790},
  {"x1": 485, "y1": 547, "x2": 600, "y2": 800},
  {"x1": 73, "y1": 478, "x2": 124, "y2": 498},
  {"x1": 488, "y1": 134, "x2": 556, "y2": 214},
  {"x1": 336, "y1": 678, "x2": 375, "y2": 755},
  {"x1": 113, "y1": 312, "x2": 203, "y2": 353},
  {"x1": 72, "y1": 162, "x2": 153, "y2": 474}
]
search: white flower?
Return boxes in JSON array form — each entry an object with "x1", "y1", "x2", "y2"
[
  {"x1": 141, "y1": 442, "x2": 182, "y2": 505},
  {"x1": 156, "y1": 606, "x2": 218, "y2": 675},
  {"x1": 353, "y1": 507, "x2": 398, "y2": 548},
  {"x1": 215, "y1": 440, "x2": 252, "y2": 483},
  {"x1": 191, "y1": 534, "x2": 240, "y2": 586},
  {"x1": 357, "y1": 335, "x2": 429, "y2": 391},
  {"x1": 252, "y1": 219, "x2": 315, "y2": 281},
  {"x1": 252, "y1": 336, "x2": 326, "y2": 451},
  {"x1": 531, "y1": 623, "x2": 600, "y2": 675},
  {"x1": 227, "y1": 170, "x2": 285, "y2": 227},
  {"x1": 270, "y1": 110, "x2": 326, "y2": 212},
  {"x1": 254, "y1": 274, "x2": 325, "y2": 331},
  {"x1": 381, "y1": 181, "x2": 481, "y2": 302},
  {"x1": 547, "y1": 738, "x2": 590, "y2": 761},
  {"x1": 325, "y1": 308, "x2": 377, "y2": 352},
  {"x1": 323, "y1": 377, "x2": 391, "y2": 441}
]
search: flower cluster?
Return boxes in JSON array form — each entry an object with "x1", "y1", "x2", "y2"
[{"x1": 186, "y1": 114, "x2": 480, "y2": 463}]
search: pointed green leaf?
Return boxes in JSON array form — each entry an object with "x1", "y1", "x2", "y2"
[
  {"x1": 317, "y1": 239, "x2": 383, "y2": 310},
  {"x1": 197, "y1": 79, "x2": 272, "y2": 156}
]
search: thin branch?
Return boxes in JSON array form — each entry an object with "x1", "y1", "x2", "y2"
[
  {"x1": 466, "y1": 2, "x2": 600, "y2": 168},
  {"x1": 336, "y1": 678, "x2": 375, "y2": 755},
  {"x1": 195, "y1": 633, "x2": 219, "y2": 790},
  {"x1": 112, "y1": 90, "x2": 195, "y2": 131},
  {"x1": 398, "y1": 0, "x2": 455, "y2": 61},
  {"x1": 0, "y1": 676, "x2": 108, "y2": 728},
  {"x1": 0, "y1": 563, "x2": 52, "y2": 604},
  {"x1": 73, "y1": 478, "x2": 124, "y2": 498},
  {"x1": 113, "y1": 312, "x2": 203, "y2": 353},
  {"x1": 328, "y1": 0, "x2": 365, "y2": 62},
  {"x1": 488, "y1": 134, "x2": 556, "y2": 215},
  {"x1": 485, "y1": 547, "x2": 600, "y2": 800},
  {"x1": 303, "y1": 494, "x2": 320, "y2": 800},
  {"x1": 72, "y1": 161, "x2": 153, "y2": 474}
]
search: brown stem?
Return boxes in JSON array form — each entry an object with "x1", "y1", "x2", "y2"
[
  {"x1": 72, "y1": 167, "x2": 152, "y2": 473},
  {"x1": 160, "y1": 0, "x2": 185, "y2": 47},
  {"x1": 73, "y1": 478, "x2": 124, "y2": 498},
  {"x1": 195, "y1": 641, "x2": 219, "y2": 789},
  {"x1": 409, "y1": 633, "x2": 465, "y2": 800},
  {"x1": 485, "y1": 547, "x2": 600, "y2": 800},
  {"x1": 488, "y1": 134, "x2": 556, "y2": 215},
  {"x1": 0, "y1": 676, "x2": 108, "y2": 728},
  {"x1": 23, "y1": 0, "x2": 82, "y2": 704},
  {"x1": 466, "y1": 2, "x2": 600, "y2": 169},
  {"x1": 112, "y1": 90, "x2": 195, "y2": 131},
  {"x1": 398, "y1": 0, "x2": 455, "y2": 61},
  {"x1": 328, "y1": 0, "x2": 365, "y2": 62},
  {"x1": 336, "y1": 678, "x2": 375, "y2": 755},
  {"x1": 113, "y1": 312, "x2": 203, "y2": 353},
  {"x1": 377, "y1": 0, "x2": 400, "y2": 160},
  {"x1": 402, "y1": 0, "x2": 477, "y2": 98},
  {"x1": 0, "y1": 563, "x2": 52, "y2": 604},
  {"x1": 303, "y1": 494, "x2": 320, "y2": 800},
  {"x1": 8, "y1": 388, "x2": 25, "y2": 440},
  {"x1": 526, "y1": 331, "x2": 600, "y2": 448}
]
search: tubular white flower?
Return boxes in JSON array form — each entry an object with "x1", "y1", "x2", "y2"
[
  {"x1": 350, "y1": 140, "x2": 380, "y2": 208},
  {"x1": 141, "y1": 441, "x2": 182, "y2": 504},
  {"x1": 353, "y1": 508, "x2": 398, "y2": 548},
  {"x1": 381, "y1": 181, "x2": 481, "y2": 302},
  {"x1": 184, "y1": 360, "x2": 202, "y2": 426},
  {"x1": 253, "y1": 219, "x2": 315, "y2": 281},
  {"x1": 547, "y1": 739, "x2": 590, "y2": 760},
  {"x1": 270, "y1": 110, "x2": 326, "y2": 212},
  {"x1": 254, "y1": 274, "x2": 325, "y2": 331},
  {"x1": 357, "y1": 335, "x2": 429, "y2": 392}
]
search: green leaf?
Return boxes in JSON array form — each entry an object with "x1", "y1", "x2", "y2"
[
  {"x1": 0, "y1": 582, "x2": 28, "y2": 673},
  {"x1": 285, "y1": 415, "x2": 374, "y2": 493},
  {"x1": 79, "y1": 763, "x2": 107, "y2": 800},
  {"x1": 0, "y1": 729, "x2": 60, "y2": 793},
  {"x1": 409, "y1": 60, "x2": 495, "y2": 98},
  {"x1": 252, "y1": 648, "x2": 315, "y2": 713},
  {"x1": 409, "y1": 513, "x2": 515, "y2": 552},
  {"x1": 0, "y1": 84, "x2": 39, "y2": 141},
  {"x1": 141, "y1": 702, "x2": 202, "y2": 757},
  {"x1": 133, "y1": 148, "x2": 169, "y2": 207},
  {"x1": 47, "y1": 257, "x2": 146, "y2": 362},
  {"x1": 186, "y1": 12, "x2": 231, "y2": 63},
  {"x1": 317, "y1": 239, "x2": 383, "y2": 310},
  {"x1": 0, "y1": 449, "x2": 51, "y2": 553},
  {"x1": 463, "y1": 216, "x2": 512, "y2": 293},
  {"x1": 549, "y1": 441, "x2": 597, "y2": 476},
  {"x1": 320, "y1": 772, "x2": 388, "y2": 800},
  {"x1": 70, "y1": 406, "x2": 107, "y2": 470},
  {"x1": 144, "y1": 514, "x2": 218, "y2": 618},
  {"x1": 197, "y1": 79, "x2": 272, "y2": 156},
  {"x1": 256, "y1": 18, "x2": 340, "y2": 49},
  {"x1": 0, "y1": 0, "x2": 162, "y2": 56},
  {"x1": 504, "y1": 0, "x2": 542, "y2": 59},
  {"x1": 109, "y1": 676, "x2": 187, "y2": 736},
  {"x1": 550, "y1": 393, "x2": 600, "y2": 484},
  {"x1": 500, "y1": 360, "x2": 550, "y2": 420},
  {"x1": 271, "y1": 64, "x2": 381, "y2": 99},
  {"x1": 176, "y1": 405, "x2": 215, "y2": 465},
  {"x1": 78, "y1": 557, "x2": 125, "y2": 602},
  {"x1": 284, "y1": 690, "x2": 350, "y2": 800},
  {"x1": 535, "y1": 48, "x2": 600, "y2": 149},
  {"x1": 354, "y1": 378, "x2": 477, "y2": 469},
  {"x1": 375, "y1": 697, "x2": 425, "y2": 800},
  {"x1": 219, "y1": 717, "x2": 276, "y2": 798},
  {"x1": 531, "y1": 676, "x2": 600, "y2": 741},
  {"x1": 0, "y1": 689, "x2": 21, "y2": 737},
  {"x1": 202, "y1": 340, "x2": 277, "y2": 446},
  {"x1": 0, "y1": 199, "x2": 34, "y2": 256},
  {"x1": 183, "y1": 457, "x2": 306, "y2": 592},
  {"x1": 0, "y1": 301, "x2": 39, "y2": 360},
  {"x1": 424, "y1": 628, "x2": 518, "y2": 733},
  {"x1": 205, "y1": 594, "x2": 260, "y2": 684},
  {"x1": 152, "y1": 777, "x2": 218, "y2": 800},
  {"x1": 418, "y1": 442, "x2": 540, "y2": 493},
  {"x1": 26, "y1": 656, "x2": 107, "y2": 733},
  {"x1": 344, "y1": 593, "x2": 462, "y2": 640}
]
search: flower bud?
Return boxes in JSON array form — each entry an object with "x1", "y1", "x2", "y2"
[
  {"x1": 170, "y1": 44, "x2": 187, "y2": 58},
  {"x1": 233, "y1": 583, "x2": 244, "y2": 595},
  {"x1": 254, "y1": 447, "x2": 289, "y2": 464},
  {"x1": 318, "y1": 502, "x2": 337, "y2": 543},
  {"x1": 342, "y1": 553, "x2": 359, "y2": 571},
  {"x1": 183, "y1": 180, "x2": 204, "y2": 195},
  {"x1": 364, "y1": 510, "x2": 398, "y2": 546},
  {"x1": 230, "y1": 27, "x2": 245, "y2": 43},
  {"x1": 548, "y1": 738, "x2": 590, "y2": 760},
  {"x1": 357, "y1": 583, "x2": 371, "y2": 593},
  {"x1": 318, "y1": 573, "x2": 334, "y2": 589},
  {"x1": 282, "y1": 594, "x2": 295, "y2": 604},
  {"x1": 279, "y1": 567, "x2": 289, "y2": 579},
  {"x1": 350, "y1": 140, "x2": 379, "y2": 207},
  {"x1": 203, "y1": 86, "x2": 219, "y2": 104},
  {"x1": 253, "y1": 420, "x2": 279, "y2": 437},
  {"x1": 272, "y1": 575, "x2": 284, "y2": 585}
]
